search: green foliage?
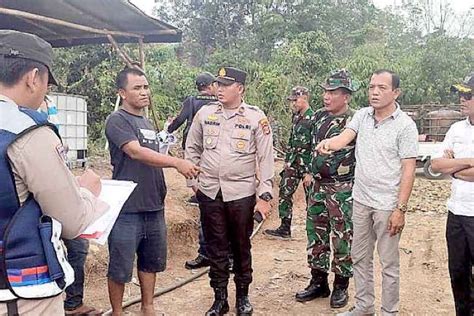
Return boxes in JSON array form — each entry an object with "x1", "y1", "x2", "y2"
[
  {"x1": 51, "y1": 0, "x2": 473, "y2": 150},
  {"x1": 341, "y1": 43, "x2": 392, "y2": 107}
]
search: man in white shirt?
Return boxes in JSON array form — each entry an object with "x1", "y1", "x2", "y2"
[{"x1": 432, "y1": 73, "x2": 474, "y2": 316}]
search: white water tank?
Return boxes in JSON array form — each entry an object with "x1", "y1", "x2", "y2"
[{"x1": 49, "y1": 92, "x2": 88, "y2": 166}]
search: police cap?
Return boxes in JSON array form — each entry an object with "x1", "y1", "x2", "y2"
[
  {"x1": 215, "y1": 67, "x2": 247, "y2": 85},
  {"x1": 0, "y1": 30, "x2": 57, "y2": 86}
]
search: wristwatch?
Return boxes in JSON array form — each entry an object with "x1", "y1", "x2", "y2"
[
  {"x1": 396, "y1": 203, "x2": 408, "y2": 213},
  {"x1": 259, "y1": 192, "x2": 273, "y2": 202}
]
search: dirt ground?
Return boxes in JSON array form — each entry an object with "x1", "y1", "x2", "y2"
[{"x1": 79, "y1": 159, "x2": 455, "y2": 315}]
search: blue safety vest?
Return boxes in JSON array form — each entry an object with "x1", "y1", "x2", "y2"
[{"x1": 0, "y1": 100, "x2": 74, "y2": 301}]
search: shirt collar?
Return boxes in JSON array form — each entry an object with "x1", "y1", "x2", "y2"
[
  {"x1": 302, "y1": 107, "x2": 313, "y2": 117},
  {"x1": 465, "y1": 117, "x2": 474, "y2": 126},
  {"x1": 216, "y1": 102, "x2": 246, "y2": 117},
  {"x1": 368, "y1": 102, "x2": 401, "y2": 119},
  {"x1": 392, "y1": 103, "x2": 402, "y2": 118},
  {"x1": 0, "y1": 94, "x2": 17, "y2": 105}
]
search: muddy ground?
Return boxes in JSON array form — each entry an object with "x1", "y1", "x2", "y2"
[{"x1": 78, "y1": 158, "x2": 455, "y2": 315}]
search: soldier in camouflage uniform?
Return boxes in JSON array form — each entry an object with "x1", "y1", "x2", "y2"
[
  {"x1": 264, "y1": 86, "x2": 314, "y2": 239},
  {"x1": 295, "y1": 69, "x2": 358, "y2": 309}
]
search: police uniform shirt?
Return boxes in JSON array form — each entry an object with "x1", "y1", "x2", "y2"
[{"x1": 185, "y1": 101, "x2": 274, "y2": 202}]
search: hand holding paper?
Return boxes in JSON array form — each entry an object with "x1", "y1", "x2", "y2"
[{"x1": 80, "y1": 180, "x2": 137, "y2": 244}]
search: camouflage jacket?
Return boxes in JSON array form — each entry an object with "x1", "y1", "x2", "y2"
[
  {"x1": 285, "y1": 107, "x2": 314, "y2": 171},
  {"x1": 310, "y1": 108, "x2": 356, "y2": 184}
]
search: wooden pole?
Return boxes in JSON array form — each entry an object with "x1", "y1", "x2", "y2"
[
  {"x1": 137, "y1": 39, "x2": 159, "y2": 130},
  {"x1": 138, "y1": 38, "x2": 150, "y2": 120},
  {"x1": 0, "y1": 7, "x2": 179, "y2": 38},
  {"x1": 0, "y1": 7, "x2": 146, "y2": 39},
  {"x1": 104, "y1": 95, "x2": 122, "y2": 151},
  {"x1": 0, "y1": 6, "x2": 180, "y2": 152},
  {"x1": 138, "y1": 38, "x2": 146, "y2": 69},
  {"x1": 107, "y1": 35, "x2": 133, "y2": 68}
]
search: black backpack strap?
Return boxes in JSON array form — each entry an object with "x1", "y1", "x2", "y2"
[{"x1": 6, "y1": 300, "x2": 18, "y2": 316}]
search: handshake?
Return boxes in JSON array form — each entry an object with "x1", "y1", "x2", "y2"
[{"x1": 175, "y1": 159, "x2": 200, "y2": 179}]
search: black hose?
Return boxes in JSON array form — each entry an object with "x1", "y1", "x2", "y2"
[{"x1": 103, "y1": 220, "x2": 265, "y2": 314}]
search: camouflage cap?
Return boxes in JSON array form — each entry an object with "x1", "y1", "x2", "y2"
[
  {"x1": 320, "y1": 69, "x2": 358, "y2": 93},
  {"x1": 287, "y1": 86, "x2": 309, "y2": 101},
  {"x1": 451, "y1": 72, "x2": 474, "y2": 94}
]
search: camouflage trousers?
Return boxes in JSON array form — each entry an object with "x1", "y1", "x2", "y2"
[
  {"x1": 306, "y1": 181, "x2": 353, "y2": 277},
  {"x1": 278, "y1": 164, "x2": 311, "y2": 220}
]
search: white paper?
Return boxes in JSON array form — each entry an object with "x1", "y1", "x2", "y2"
[{"x1": 80, "y1": 179, "x2": 137, "y2": 244}]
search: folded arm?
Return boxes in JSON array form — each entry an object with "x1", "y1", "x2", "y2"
[
  {"x1": 431, "y1": 157, "x2": 474, "y2": 175},
  {"x1": 453, "y1": 166, "x2": 474, "y2": 182}
]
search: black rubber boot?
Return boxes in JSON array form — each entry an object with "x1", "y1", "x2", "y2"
[
  {"x1": 330, "y1": 274, "x2": 350, "y2": 308},
  {"x1": 295, "y1": 269, "x2": 330, "y2": 302},
  {"x1": 263, "y1": 218, "x2": 291, "y2": 239},
  {"x1": 235, "y1": 285, "x2": 253, "y2": 316},
  {"x1": 185, "y1": 254, "x2": 210, "y2": 270},
  {"x1": 205, "y1": 287, "x2": 229, "y2": 316}
]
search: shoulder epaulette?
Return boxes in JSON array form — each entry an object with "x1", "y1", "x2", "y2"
[
  {"x1": 206, "y1": 101, "x2": 221, "y2": 107},
  {"x1": 314, "y1": 108, "x2": 326, "y2": 115},
  {"x1": 246, "y1": 104, "x2": 265, "y2": 114},
  {"x1": 196, "y1": 95, "x2": 218, "y2": 101}
]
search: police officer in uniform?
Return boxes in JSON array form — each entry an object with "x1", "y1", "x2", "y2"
[
  {"x1": 0, "y1": 30, "x2": 106, "y2": 315},
  {"x1": 185, "y1": 67, "x2": 274, "y2": 316}
]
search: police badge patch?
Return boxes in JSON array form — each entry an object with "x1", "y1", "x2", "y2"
[
  {"x1": 56, "y1": 144, "x2": 69, "y2": 164},
  {"x1": 219, "y1": 67, "x2": 226, "y2": 77},
  {"x1": 259, "y1": 118, "x2": 271, "y2": 135}
]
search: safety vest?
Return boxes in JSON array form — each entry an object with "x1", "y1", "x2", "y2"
[{"x1": 0, "y1": 100, "x2": 74, "y2": 301}]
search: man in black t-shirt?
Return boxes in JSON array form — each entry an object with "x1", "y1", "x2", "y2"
[{"x1": 105, "y1": 67, "x2": 199, "y2": 316}]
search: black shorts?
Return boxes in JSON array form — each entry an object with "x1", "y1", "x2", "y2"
[{"x1": 107, "y1": 211, "x2": 167, "y2": 283}]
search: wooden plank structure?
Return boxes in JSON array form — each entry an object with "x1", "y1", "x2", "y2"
[
  {"x1": 402, "y1": 104, "x2": 463, "y2": 141},
  {"x1": 0, "y1": 0, "x2": 181, "y2": 128}
]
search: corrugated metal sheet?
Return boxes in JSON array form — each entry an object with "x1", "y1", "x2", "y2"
[{"x1": 0, "y1": 0, "x2": 181, "y2": 46}]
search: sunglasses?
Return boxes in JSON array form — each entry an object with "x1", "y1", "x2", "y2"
[{"x1": 459, "y1": 92, "x2": 472, "y2": 101}]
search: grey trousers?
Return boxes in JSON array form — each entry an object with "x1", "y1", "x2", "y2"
[{"x1": 352, "y1": 200, "x2": 401, "y2": 316}]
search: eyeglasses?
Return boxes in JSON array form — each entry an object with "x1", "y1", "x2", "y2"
[{"x1": 459, "y1": 92, "x2": 472, "y2": 101}]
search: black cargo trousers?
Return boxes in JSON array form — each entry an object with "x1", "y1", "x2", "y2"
[
  {"x1": 197, "y1": 190, "x2": 256, "y2": 289},
  {"x1": 446, "y1": 211, "x2": 474, "y2": 316}
]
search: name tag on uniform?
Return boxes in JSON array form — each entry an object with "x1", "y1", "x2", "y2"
[
  {"x1": 205, "y1": 120, "x2": 220, "y2": 126},
  {"x1": 234, "y1": 123, "x2": 251, "y2": 130},
  {"x1": 337, "y1": 165, "x2": 350, "y2": 175}
]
